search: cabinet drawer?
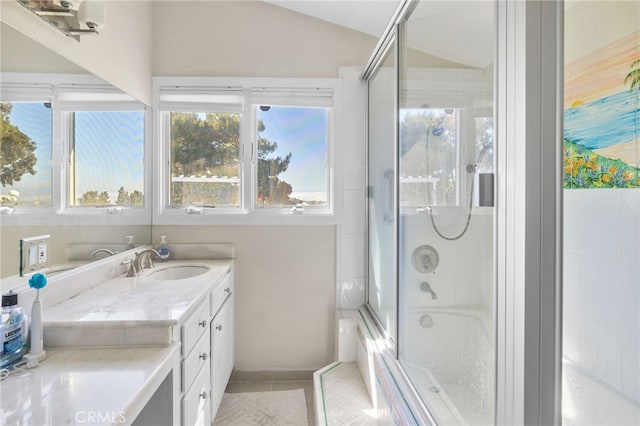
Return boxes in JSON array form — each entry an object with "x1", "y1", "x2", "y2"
[
  {"x1": 182, "y1": 330, "x2": 211, "y2": 392},
  {"x1": 182, "y1": 298, "x2": 210, "y2": 357},
  {"x1": 182, "y1": 363, "x2": 211, "y2": 426},
  {"x1": 211, "y1": 273, "x2": 232, "y2": 317}
]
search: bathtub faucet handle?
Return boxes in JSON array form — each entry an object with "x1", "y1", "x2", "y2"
[{"x1": 420, "y1": 281, "x2": 438, "y2": 300}]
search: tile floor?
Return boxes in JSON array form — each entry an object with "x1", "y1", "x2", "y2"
[
  {"x1": 223, "y1": 371, "x2": 315, "y2": 426},
  {"x1": 316, "y1": 362, "x2": 376, "y2": 426}
]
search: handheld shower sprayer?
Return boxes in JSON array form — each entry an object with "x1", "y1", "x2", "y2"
[
  {"x1": 465, "y1": 142, "x2": 492, "y2": 174},
  {"x1": 427, "y1": 141, "x2": 493, "y2": 241}
]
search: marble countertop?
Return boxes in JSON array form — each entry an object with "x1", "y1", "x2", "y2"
[
  {"x1": 1, "y1": 344, "x2": 179, "y2": 426},
  {"x1": 1, "y1": 250, "x2": 234, "y2": 425},
  {"x1": 43, "y1": 259, "x2": 232, "y2": 326}
]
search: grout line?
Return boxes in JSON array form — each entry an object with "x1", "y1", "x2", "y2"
[{"x1": 319, "y1": 362, "x2": 343, "y2": 426}]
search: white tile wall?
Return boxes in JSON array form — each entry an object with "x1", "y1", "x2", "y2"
[
  {"x1": 564, "y1": 189, "x2": 640, "y2": 402},
  {"x1": 400, "y1": 214, "x2": 494, "y2": 311},
  {"x1": 336, "y1": 68, "x2": 367, "y2": 310}
]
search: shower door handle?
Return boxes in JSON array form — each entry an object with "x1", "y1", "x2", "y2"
[{"x1": 383, "y1": 168, "x2": 394, "y2": 224}]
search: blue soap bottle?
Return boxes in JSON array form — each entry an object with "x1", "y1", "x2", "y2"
[{"x1": 157, "y1": 236, "x2": 170, "y2": 262}]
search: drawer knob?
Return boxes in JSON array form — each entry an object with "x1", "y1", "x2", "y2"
[
  {"x1": 216, "y1": 324, "x2": 223, "y2": 331},
  {"x1": 199, "y1": 352, "x2": 208, "y2": 360},
  {"x1": 199, "y1": 320, "x2": 207, "y2": 328},
  {"x1": 224, "y1": 287, "x2": 231, "y2": 294},
  {"x1": 200, "y1": 391, "x2": 208, "y2": 400}
]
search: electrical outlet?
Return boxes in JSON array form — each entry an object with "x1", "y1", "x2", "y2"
[
  {"x1": 38, "y1": 244, "x2": 47, "y2": 264},
  {"x1": 19, "y1": 235, "x2": 50, "y2": 276}
]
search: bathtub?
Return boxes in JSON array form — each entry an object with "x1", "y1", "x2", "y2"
[
  {"x1": 399, "y1": 307, "x2": 495, "y2": 425},
  {"x1": 399, "y1": 308, "x2": 640, "y2": 426}
]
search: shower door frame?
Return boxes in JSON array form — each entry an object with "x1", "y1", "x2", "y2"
[
  {"x1": 362, "y1": 0, "x2": 564, "y2": 425},
  {"x1": 495, "y1": 1, "x2": 563, "y2": 424}
]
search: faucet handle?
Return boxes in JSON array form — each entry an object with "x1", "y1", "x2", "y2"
[
  {"x1": 142, "y1": 250, "x2": 159, "y2": 269},
  {"x1": 122, "y1": 258, "x2": 138, "y2": 277},
  {"x1": 141, "y1": 254, "x2": 154, "y2": 269}
]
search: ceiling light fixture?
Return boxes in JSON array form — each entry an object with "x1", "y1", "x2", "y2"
[{"x1": 17, "y1": 0, "x2": 106, "y2": 41}]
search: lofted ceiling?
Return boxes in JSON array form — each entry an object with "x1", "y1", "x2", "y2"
[
  {"x1": 264, "y1": 0, "x2": 494, "y2": 69},
  {"x1": 263, "y1": 0, "x2": 401, "y2": 40}
]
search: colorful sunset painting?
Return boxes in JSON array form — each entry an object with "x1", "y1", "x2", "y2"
[{"x1": 564, "y1": 30, "x2": 640, "y2": 189}]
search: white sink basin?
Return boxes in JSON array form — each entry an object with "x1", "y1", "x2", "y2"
[{"x1": 146, "y1": 265, "x2": 210, "y2": 280}]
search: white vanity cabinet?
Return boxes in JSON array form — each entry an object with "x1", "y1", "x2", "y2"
[
  {"x1": 12, "y1": 252, "x2": 236, "y2": 426},
  {"x1": 180, "y1": 297, "x2": 212, "y2": 426},
  {"x1": 210, "y1": 271, "x2": 235, "y2": 419},
  {"x1": 179, "y1": 268, "x2": 234, "y2": 426}
]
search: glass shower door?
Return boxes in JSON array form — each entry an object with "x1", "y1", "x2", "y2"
[
  {"x1": 367, "y1": 41, "x2": 397, "y2": 338},
  {"x1": 396, "y1": 1, "x2": 496, "y2": 424}
]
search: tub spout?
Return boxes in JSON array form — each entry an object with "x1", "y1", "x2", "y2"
[{"x1": 420, "y1": 281, "x2": 438, "y2": 300}]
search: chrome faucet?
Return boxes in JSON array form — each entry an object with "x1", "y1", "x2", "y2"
[
  {"x1": 92, "y1": 248, "x2": 117, "y2": 259},
  {"x1": 420, "y1": 281, "x2": 438, "y2": 300},
  {"x1": 125, "y1": 249, "x2": 160, "y2": 277}
]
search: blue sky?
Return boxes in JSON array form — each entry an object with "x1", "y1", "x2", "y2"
[
  {"x1": 257, "y1": 106, "x2": 328, "y2": 194},
  {"x1": 74, "y1": 111, "x2": 145, "y2": 200},
  {"x1": 6, "y1": 104, "x2": 144, "y2": 205},
  {"x1": 5, "y1": 103, "x2": 52, "y2": 204}
]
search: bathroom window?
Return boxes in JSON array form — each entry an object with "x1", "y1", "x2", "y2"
[
  {"x1": 158, "y1": 87, "x2": 243, "y2": 211},
  {"x1": 59, "y1": 85, "x2": 148, "y2": 211},
  {"x1": 0, "y1": 78, "x2": 151, "y2": 223},
  {"x1": 399, "y1": 107, "x2": 460, "y2": 208},
  {"x1": 168, "y1": 111, "x2": 241, "y2": 209},
  {"x1": 254, "y1": 105, "x2": 329, "y2": 210},
  {"x1": 68, "y1": 110, "x2": 146, "y2": 208},
  {"x1": 0, "y1": 101, "x2": 52, "y2": 209},
  {"x1": 154, "y1": 78, "x2": 337, "y2": 221}
]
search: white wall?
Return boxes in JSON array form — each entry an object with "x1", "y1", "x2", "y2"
[
  {"x1": 0, "y1": 22, "x2": 87, "y2": 74},
  {"x1": 151, "y1": 1, "x2": 376, "y2": 78},
  {"x1": 0, "y1": 0, "x2": 153, "y2": 104},
  {"x1": 152, "y1": 225, "x2": 336, "y2": 371},
  {"x1": 563, "y1": 190, "x2": 640, "y2": 401}
]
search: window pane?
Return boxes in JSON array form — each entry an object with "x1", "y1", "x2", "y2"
[
  {"x1": 169, "y1": 112, "x2": 240, "y2": 208},
  {"x1": 399, "y1": 108, "x2": 459, "y2": 207},
  {"x1": 0, "y1": 102, "x2": 52, "y2": 207},
  {"x1": 256, "y1": 106, "x2": 328, "y2": 208},
  {"x1": 71, "y1": 111, "x2": 145, "y2": 207}
]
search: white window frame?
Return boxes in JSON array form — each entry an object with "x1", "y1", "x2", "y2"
[
  {"x1": 0, "y1": 73, "x2": 151, "y2": 226},
  {"x1": 249, "y1": 101, "x2": 332, "y2": 216},
  {"x1": 152, "y1": 77, "x2": 342, "y2": 225},
  {"x1": 155, "y1": 85, "x2": 245, "y2": 216},
  {"x1": 0, "y1": 81, "x2": 55, "y2": 217}
]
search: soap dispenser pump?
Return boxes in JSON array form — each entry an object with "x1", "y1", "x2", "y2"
[
  {"x1": 157, "y1": 236, "x2": 170, "y2": 262},
  {"x1": 126, "y1": 235, "x2": 135, "y2": 250}
]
